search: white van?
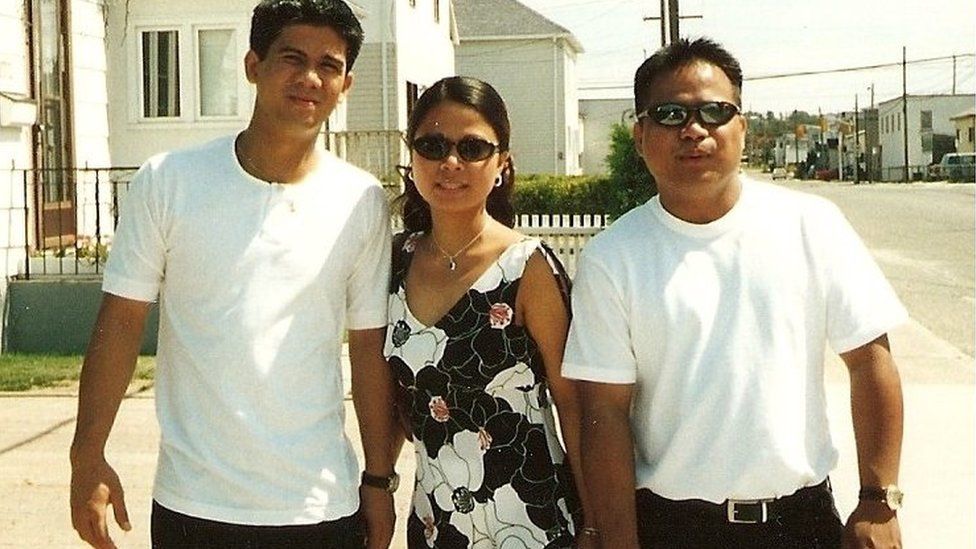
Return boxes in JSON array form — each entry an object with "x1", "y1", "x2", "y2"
[{"x1": 932, "y1": 152, "x2": 976, "y2": 182}]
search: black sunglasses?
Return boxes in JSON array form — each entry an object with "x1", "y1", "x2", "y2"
[
  {"x1": 637, "y1": 101, "x2": 740, "y2": 127},
  {"x1": 411, "y1": 135, "x2": 501, "y2": 162}
]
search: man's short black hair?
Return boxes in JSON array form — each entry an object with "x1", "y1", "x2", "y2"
[
  {"x1": 250, "y1": 0, "x2": 364, "y2": 71},
  {"x1": 633, "y1": 37, "x2": 742, "y2": 115}
]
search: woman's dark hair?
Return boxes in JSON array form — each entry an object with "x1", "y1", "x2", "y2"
[
  {"x1": 250, "y1": 0, "x2": 364, "y2": 71},
  {"x1": 395, "y1": 76, "x2": 515, "y2": 232},
  {"x1": 633, "y1": 37, "x2": 743, "y2": 114}
]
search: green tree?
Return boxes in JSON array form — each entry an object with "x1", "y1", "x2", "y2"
[{"x1": 604, "y1": 123, "x2": 657, "y2": 219}]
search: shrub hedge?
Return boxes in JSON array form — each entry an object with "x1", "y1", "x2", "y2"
[{"x1": 513, "y1": 123, "x2": 657, "y2": 219}]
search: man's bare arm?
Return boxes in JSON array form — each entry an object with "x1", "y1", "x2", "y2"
[
  {"x1": 349, "y1": 327, "x2": 402, "y2": 549},
  {"x1": 579, "y1": 379, "x2": 640, "y2": 548},
  {"x1": 70, "y1": 293, "x2": 151, "y2": 548},
  {"x1": 841, "y1": 334, "x2": 904, "y2": 549}
]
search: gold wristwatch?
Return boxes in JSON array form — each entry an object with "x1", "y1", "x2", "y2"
[{"x1": 858, "y1": 484, "x2": 904, "y2": 511}]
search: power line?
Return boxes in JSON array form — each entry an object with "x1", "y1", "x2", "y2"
[
  {"x1": 579, "y1": 53, "x2": 976, "y2": 90},
  {"x1": 746, "y1": 53, "x2": 975, "y2": 81}
]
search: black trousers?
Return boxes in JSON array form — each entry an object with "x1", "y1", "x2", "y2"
[
  {"x1": 635, "y1": 481, "x2": 844, "y2": 549},
  {"x1": 151, "y1": 501, "x2": 365, "y2": 549}
]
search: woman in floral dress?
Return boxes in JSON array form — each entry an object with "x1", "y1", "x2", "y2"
[{"x1": 384, "y1": 77, "x2": 596, "y2": 548}]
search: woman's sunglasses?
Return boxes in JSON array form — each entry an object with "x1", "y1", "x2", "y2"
[
  {"x1": 637, "y1": 101, "x2": 740, "y2": 127},
  {"x1": 411, "y1": 135, "x2": 501, "y2": 162}
]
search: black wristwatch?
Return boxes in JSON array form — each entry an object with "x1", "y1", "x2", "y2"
[
  {"x1": 361, "y1": 471, "x2": 400, "y2": 493},
  {"x1": 858, "y1": 484, "x2": 904, "y2": 511}
]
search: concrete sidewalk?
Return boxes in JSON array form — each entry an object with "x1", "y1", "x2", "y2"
[{"x1": 1, "y1": 318, "x2": 972, "y2": 548}]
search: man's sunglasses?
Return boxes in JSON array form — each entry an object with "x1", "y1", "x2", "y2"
[
  {"x1": 411, "y1": 135, "x2": 501, "y2": 162},
  {"x1": 637, "y1": 101, "x2": 740, "y2": 127}
]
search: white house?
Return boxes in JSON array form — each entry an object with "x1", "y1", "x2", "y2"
[
  {"x1": 579, "y1": 97, "x2": 632, "y2": 176},
  {"x1": 1, "y1": 0, "x2": 111, "y2": 271},
  {"x1": 877, "y1": 94, "x2": 975, "y2": 181},
  {"x1": 102, "y1": 0, "x2": 380, "y2": 168},
  {"x1": 340, "y1": 0, "x2": 457, "y2": 181},
  {"x1": 453, "y1": 0, "x2": 583, "y2": 176}
]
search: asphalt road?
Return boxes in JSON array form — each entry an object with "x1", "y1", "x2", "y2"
[{"x1": 759, "y1": 172, "x2": 975, "y2": 359}]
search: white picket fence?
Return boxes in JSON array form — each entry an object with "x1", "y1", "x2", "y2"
[
  {"x1": 515, "y1": 214, "x2": 607, "y2": 277},
  {"x1": 392, "y1": 214, "x2": 607, "y2": 278}
]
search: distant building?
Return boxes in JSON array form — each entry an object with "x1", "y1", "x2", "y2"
[
  {"x1": 877, "y1": 94, "x2": 975, "y2": 181},
  {"x1": 454, "y1": 0, "x2": 584, "y2": 175},
  {"x1": 951, "y1": 107, "x2": 975, "y2": 154},
  {"x1": 579, "y1": 98, "x2": 632, "y2": 176}
]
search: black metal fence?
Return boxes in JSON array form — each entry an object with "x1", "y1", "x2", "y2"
[
  {"x1": 5, "y1": 166, "x2": 609, "y2": 280},
  {"x1": 8, "y1": 166, "x2": 138, "y2": 279}
]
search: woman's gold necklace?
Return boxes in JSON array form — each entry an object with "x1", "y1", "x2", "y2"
[{"x1": 430, "y1": 220, "x2": 488, "y2": 271}]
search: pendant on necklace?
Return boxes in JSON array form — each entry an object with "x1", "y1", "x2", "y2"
[{"x1": 448, "y1": 258, "x2": 457, "y2": 271}]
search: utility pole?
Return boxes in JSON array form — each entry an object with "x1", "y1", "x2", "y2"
[
  {"x1": 792, "y1": 111, "x2": 799, "y2": 168},
  {"x1": 643, "y1": 0, "x2": 702, "y2": 47},
  {"x1": 902, "y1": 46, "x2": 909, "y2": 183},
  {"x1": 668, "y1": 0, "x2": 680, "y2": 45},
  {"x1": 854, "y1": 94, "x2": 860, "y2": 184},
  {"x1": 952, "y1": 55, "x2": 957, "y2": 94}
]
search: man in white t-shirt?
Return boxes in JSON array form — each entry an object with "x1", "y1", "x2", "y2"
[
  {"x1": 69, "y1": 2, "x2": 401, "y2": 548},
  {"x1": 564, "y1": 38, "x2": 906, "y2": 549}
]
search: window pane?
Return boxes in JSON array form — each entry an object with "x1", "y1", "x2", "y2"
[
  {"x1": 142, "y1": 30, "x2": 180, "y2": 117},
  {"x1": 199, "y1": 29, "x2": 238, "y2": 117},
  {"x1": 920, "y1": 110, "x2": 932, "y2": 131}
]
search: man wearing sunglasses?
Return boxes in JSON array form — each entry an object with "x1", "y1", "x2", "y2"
[{"x1": 564, "y1": 38, "x2": 906, "y2": 548}]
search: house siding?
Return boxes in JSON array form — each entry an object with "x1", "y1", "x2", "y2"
[
  {"x1": 457, "y1": 38, "x2": 558, "y2": 174},
  {"x1": 580, "y1": 98, "x2": 632, "y2": 175},
  {"x1": 72, "y1": 0, "x2": 113, "y2": 242},
  {"x1": 346, "y1": 42, "x2": 397, "y2": 131},
  {"x1": 104, "y1": 0, "x2": 253, "y2": 167},
  {"x1": 457, "y1": 36, "x2": 581, "y2": 175},
  {"x1": 348, "y1": 0, "x2": 454, "y2": 133},
  {"x1": 0, "y1": 2, "x2": 33, "y2": 289}
]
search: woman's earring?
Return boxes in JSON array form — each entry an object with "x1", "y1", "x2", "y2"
[{"x1": 493, "y1": 174, "x2": 503, "y2": 188}]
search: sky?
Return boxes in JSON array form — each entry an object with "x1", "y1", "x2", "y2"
[{"x1": 517, "y1": 0, "x2": 976, "y2": 116}]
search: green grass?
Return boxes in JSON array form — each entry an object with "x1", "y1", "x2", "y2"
[{"x1": 0, "y1": 354, "x2": 156, "y2": 392}]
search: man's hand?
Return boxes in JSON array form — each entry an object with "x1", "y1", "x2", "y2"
[
  {"x1": 70, "y1": 456, "x2": 130, "y2": 549},
  {"x1": 359, "y1": 486, "x2": 395, "y2": 549},
  {"x1": 842, "y1": 501, "x2": 901, "y2": 549}
]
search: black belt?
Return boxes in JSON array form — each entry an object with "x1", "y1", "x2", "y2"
[{"x1": 637, "y1": 479, "x2": 833, "y2": 525}]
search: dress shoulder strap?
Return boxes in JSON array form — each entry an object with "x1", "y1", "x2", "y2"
[
  {"x1": 536, "y1": 240, "x2": 572, "y2": 320},
  {"x1": 390, "y1": 231, "x2": 422, "y2": 293}
]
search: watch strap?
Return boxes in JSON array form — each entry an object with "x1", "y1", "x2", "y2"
[
  {"x1": 858, "y1": 487, "x2": 887, "y2": 501},
  {"x1": 361, "y1": 471, "x2": 399, "y2": 493}
]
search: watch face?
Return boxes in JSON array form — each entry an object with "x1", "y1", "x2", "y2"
[
  {"x1": 388, "y1": 474, "x2": 400, "y2": 493},
  {"x1": 885, "y1": 486, "x2": 904, "y2": 510}
]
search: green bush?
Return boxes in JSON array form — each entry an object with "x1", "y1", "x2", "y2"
[
  {"x1": 513, "y1": 174, "x2": 610, "y2": 214},
  {"x1": 512, "y1": 123, "x2": 657, "y2": 219},
  {"x1": 604, "y1": 123, "x2": 656, "y2": 218}
]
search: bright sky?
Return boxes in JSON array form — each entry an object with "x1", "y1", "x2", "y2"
[{"x1": 519, "y1": 0, "x2": 976, "y2": 115}]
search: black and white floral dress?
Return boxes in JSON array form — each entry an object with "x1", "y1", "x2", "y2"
[{"x1": 384, "y1": 232, "x2": 579, "y2": 548}]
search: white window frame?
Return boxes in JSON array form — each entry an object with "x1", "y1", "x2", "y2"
[
  {"x1": 129, "y1": 18, "x2": 248, "y2": 126},
  {"x1": 135, "y1": 25, "x2": 184, "y2": 122},
  {"x1": 193, "y1": 24, "x2": 247, "y2": 121}
]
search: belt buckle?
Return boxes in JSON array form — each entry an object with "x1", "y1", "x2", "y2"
[{"x1": 726, "y1": 499, "x2": 769, "y2": 524}]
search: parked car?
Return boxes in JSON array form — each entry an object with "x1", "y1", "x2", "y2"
[
  {"x1": 931, "y1": 152, "x2": 976, "y2": 182},
  {"x1": 772, "y1": 167, "x2": 788, "y2": 180}
]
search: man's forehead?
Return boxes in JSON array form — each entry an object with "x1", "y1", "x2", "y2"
[
  {"x1": 269, "y1": 24, "x2": 348, "y2": 59},
  {"x1": 641, "y1": 61, "x2": 738, "y2": 102}
]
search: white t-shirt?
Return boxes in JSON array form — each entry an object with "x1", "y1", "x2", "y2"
[
  {"x1": 563, "y1": 177, "x2": 907, "y2": 503},
  {"x1": 104, "y1": 134, "x2": 391, "y2": 524}
]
